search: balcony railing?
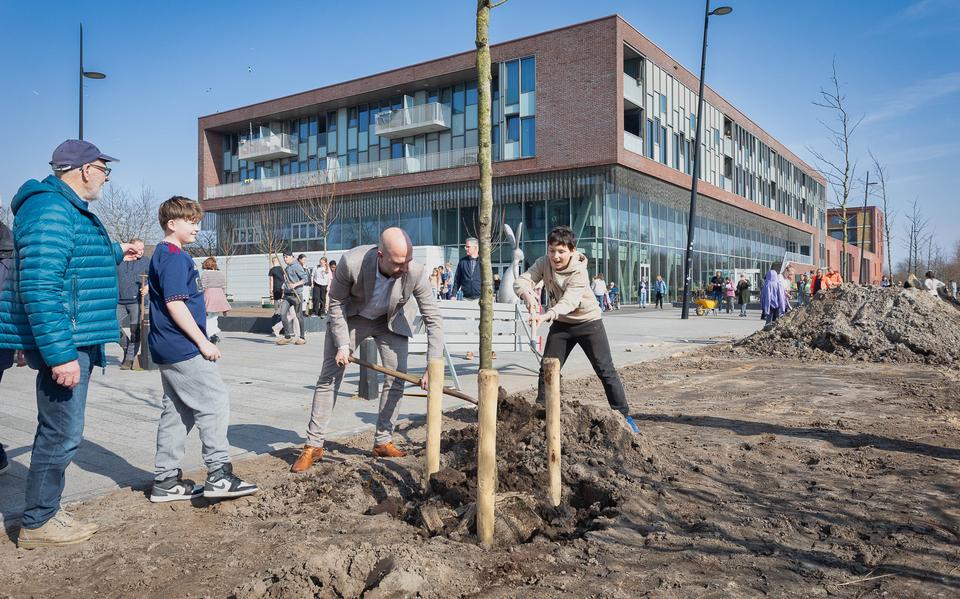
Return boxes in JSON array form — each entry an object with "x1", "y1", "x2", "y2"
[
  {"x1": 623, "y1": 72, "x2": 643, "y2": 108},
  {"x1": 238, "y1": 133, "x2": 298, "y2": 162},
  {"x1": 206, "y1": 146, "x2": 479, "y2": 200},
  {"x1": 374, "y1": 102, "x2": 452, "y2": 138},
  {"x1": 783, "y1": 251, "x2": 813, "y2": 265}
]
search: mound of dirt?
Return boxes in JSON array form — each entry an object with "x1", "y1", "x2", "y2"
[
  {"x1": 231, "y1": 394, "x2": 654, "y2": 597},
  {"x1": 736, "y1": 285, "x2": 960, "y2": 365}
]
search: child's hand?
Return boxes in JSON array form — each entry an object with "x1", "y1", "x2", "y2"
[{"x1": 199, "y1": 339, "x2": 221, "y2": 361}]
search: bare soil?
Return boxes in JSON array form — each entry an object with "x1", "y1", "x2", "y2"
[{"x1": 3, "y1": 350, "x2": 960, "y2": 598}]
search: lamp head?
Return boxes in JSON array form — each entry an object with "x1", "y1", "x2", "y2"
[{"x1": 711, "y1": 6, "x2": 733, "y2": 16}]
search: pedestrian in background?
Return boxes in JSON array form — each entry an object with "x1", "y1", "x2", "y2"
[
  {"x1": 735, "y1": 274, "x2": 751, "y2": 317},
  {"x1": 654, "y1": 275, "x2": 667, "y2": 309},
  {"x1": 311, "y1": 257, "x2": 330, "y2": 317},
  {"x1": 637, "y1": 277, "x2": 648, "y2": 309},
  {"x1": 200, "y1": 256, "x2": 231, "y2": 345},
  {"x1": 723, "y1": 277, "x2": 735, "y2": 313},
  {"x1": 452, "y1": 238, "x2": 481, "y2": 300},
  {"x1": 116, "y1": 237, "x2": 148, "y2": 370}
]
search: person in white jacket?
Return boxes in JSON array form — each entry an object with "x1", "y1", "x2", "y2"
[{"x1": 515, "y1": 226, "x2": 639, "y2": 433}]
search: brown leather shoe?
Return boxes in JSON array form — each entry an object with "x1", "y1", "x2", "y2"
[
  {"x1": 290, "y1": 445, "x2": 324, "y2": 473},
  {"x1": 372, "y1": 442, "x2": 407, "y2": 458}
]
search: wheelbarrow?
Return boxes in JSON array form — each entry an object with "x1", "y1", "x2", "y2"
[{"x1": 694, "y1": 297, "x2": 718, "y2": 316}]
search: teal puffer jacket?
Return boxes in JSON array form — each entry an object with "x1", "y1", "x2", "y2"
[{"x1": 0, "y1": 176, "x2": 123, "y2": 367}]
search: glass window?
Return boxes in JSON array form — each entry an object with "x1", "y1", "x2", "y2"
[
  {"x1": 547, "y1": 198, "x2": 569, "y2": 229},
  {"x1": 505, "y1": 60, "x2": 520, "y2": 106},
  {"x1": 646, "y1": 120, "x2": 654, "y2": 158},
  {"x1": 466, "y1": 104, "x2": 478, "y2": 130},
  {"x1": 299, "y1": 121, "x2": 308, "y2": 140},
  {"x1": 524, "y1": 200, "x2": 546, "y2": 240},
  {"x1": 359, "y1": 105, "x2": 368, "y2": 133},
  {"x1": 391, "y1": 140, "x2": 403, "y2": 159},
  {"x1": 465, "y1": 129, "x2": 479, "y2": 148},
  {"x1": 520, "y1": 56, "x2": 535, "y2": 93},
  {"x1": 506, "y1": 116, "x2": 520, "y2": 143},
  {"x1": 466, "y1": 80, "x2": 478, "y2": 105},
  {"x1": 660, "y1": 94, "x2": 667, "y2": 113},
  {"x1": 660, "y1": 127, "x2": 667, "y2": 164},
  {"x1": 492, "y1": 125, "x2": 500, "y2": 161},
  {"x1": 521, "y1": 117, "x2": 535, "y2": 157},
  {"x1": 309, "y1": 118, "x2": 318, "y2": 136},
  {"x1": 453, "y1": 84, "x2": 465, "y2": 115}
]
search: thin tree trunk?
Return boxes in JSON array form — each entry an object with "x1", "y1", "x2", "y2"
[{"x1": 476, "y1": 0, "x2": 495, "y2": 370}]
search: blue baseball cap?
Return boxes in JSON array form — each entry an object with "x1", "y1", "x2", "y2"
[{"x1": 49, "y1": 139, "x2": 118, "y2": 171}]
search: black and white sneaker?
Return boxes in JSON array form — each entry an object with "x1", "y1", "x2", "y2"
[
  {"x1": 204, "y1": 463, "x2": 258, "y2": 499},
  {"x1": 150, "y1": 469, "x2": 203, "y2": 503}
]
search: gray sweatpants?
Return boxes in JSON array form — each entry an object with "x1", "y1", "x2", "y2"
[
  {"x1": 306, "y1": 316, "x2": 408, "y2": 448},
  {"x1": 154, "y1": 355, "x2": 231, "y2": 481},
  {"x1": 116, "y1": 303, "x2": 141, "y2": 363}
]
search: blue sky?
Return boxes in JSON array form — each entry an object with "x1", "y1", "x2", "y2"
[{"x1": 2, "y1": 0, "x2": 958, "y2": 262}]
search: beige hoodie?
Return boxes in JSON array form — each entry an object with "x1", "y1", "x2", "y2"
[{"x1": 514, "y1": 252, "x2": 602, "y2": 324}]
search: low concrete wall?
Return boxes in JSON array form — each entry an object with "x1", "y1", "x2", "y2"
[{"x1": 193, "y1": 246, "x2": 447, "y2": 304}]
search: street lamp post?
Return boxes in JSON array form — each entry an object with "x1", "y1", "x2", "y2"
[
  {"x1": 859, "y1": 171, "x2": 877, "y2": 284},
  {"x1": 680, "y1": 1, "x2": 732, "y2": 319},
  {"x1": 79, "y1": 23, "x2": 106, "y2": 140}
]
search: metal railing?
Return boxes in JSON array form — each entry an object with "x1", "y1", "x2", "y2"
[
  {"x1": 206, "y1": 146, "x2": 479, "y2": 200},
  {"x1": 374, "y1": 102, "x2": 452, "y2": 137},
  {"x1": 238, "y1": 133, "x2": 297, "y2": 161},
  {"x1": 783, "y1": 251, "x2": 813, "y2": 265}
]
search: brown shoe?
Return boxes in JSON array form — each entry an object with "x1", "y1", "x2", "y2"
[
  {"x1": 293, "y1": 337, "x2": 306, "y2": 345},
  {"x1": 372, "y1": 442, "x2": 407, "y2": 458},
  {"x1": 290, "y1": 445, "x2": 324, "y2": 473},
  {"x1": 18, "y1": 510, "x2": 98, "y2": 549}
]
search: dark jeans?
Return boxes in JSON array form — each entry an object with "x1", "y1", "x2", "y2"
[
  {"x1": 312, "y1": 284, "x2": 328, "y2": 316},
  {"x1": 655, "y1": 292, "x2": 664, "y2": 309},
  {"x1": 0, "y1": 349, "x2": 11, "y2": 464},
  {"x1": 22, "y1": 346, "x2": 98, "y2": 529},
  {"x1": 279, "y1": 293, "x2": 304, "y2": 338},
  {"x1": 537, "y1": 319, "x2": 629, "y2": 416}
]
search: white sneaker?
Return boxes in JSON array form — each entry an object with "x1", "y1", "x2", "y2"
[{"x1": 204, "y1": 463, "x2": 258, "y2": 499}]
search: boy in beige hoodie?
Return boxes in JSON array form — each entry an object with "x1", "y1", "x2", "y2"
[{"x1": 515, "y1": 226, "x2": 639, "y2": 433}]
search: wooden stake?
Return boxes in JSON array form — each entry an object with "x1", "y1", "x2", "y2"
[
  {"x1": 424, "y1": 359, "x2": 444, "y2": 488},
  {"x1": 477, "y1": 368, "x2": 499, "y2": 548},
  {"x1": 544, "y1": 357, "x2": 562, "y2": 507}
]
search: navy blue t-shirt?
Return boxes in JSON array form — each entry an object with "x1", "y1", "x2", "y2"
[{"x1": 148, "y1": 242, "x2": 206, "y2": 364}]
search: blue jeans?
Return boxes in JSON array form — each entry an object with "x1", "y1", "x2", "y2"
[{"x1": 22, "y1": 346, "x2": 97, "y2": 529}]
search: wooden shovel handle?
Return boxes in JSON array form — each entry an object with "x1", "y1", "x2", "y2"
[{"x1": 348, "y1": 356, "x2": 477, "y2": 405}]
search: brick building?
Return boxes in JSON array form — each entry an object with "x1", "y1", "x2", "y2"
[
  {"x1": 198, "y1": 15, "x2": 828, "y2": 302},
  {"x1": 826, "y1": 205, "x2": 886, "y2": 284}
]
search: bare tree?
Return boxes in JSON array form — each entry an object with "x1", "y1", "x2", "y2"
[
  {"x1": 902, "y1": 198, "x2": 929, "y2": 276},
  {"x1": 253, "y1": 202, "x2": 287, "y2": 265},
  {"x1": 0, "y1": 194, "x2": 10, "y2": 226},
  {"x1": 868, "y1": 150, "x2": 895, "y2": 279},
  {"x1": 93, "y1": 183, "x2": 161, "y2": 243},
  {"x1": 296, "y1": 179, "x2": 339, "y2": 256},
  {"x1": 187, "y1": 212, "x2": 218, "y2": 258},
  {"x1": 809, "y1": 59, "x2": 861, "y2": 280},
  {"x1": 476, "y1": 0, "x2": 507, "y2": 370}
]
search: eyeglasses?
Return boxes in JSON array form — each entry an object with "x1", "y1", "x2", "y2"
[{"x1": 86, "y1": 163, "x2": 111, "y2": 177}]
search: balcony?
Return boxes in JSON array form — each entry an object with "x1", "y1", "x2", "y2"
[
  {"x1": 238, "y1": 133, "x2": 297, "y2": 162},
  {"x1": 206, "y1": 146, "x2": 479, "y2": 200},
  {"x1": 624, "y1": 131, "x2": 644, "y2": 156},
  {"x1": 623, "y1": 73, "x2": 643, "y2": 109},
  {"x1": 373, "y1": 102, "x2": 452, "y2": 138},
  {"x1": 783, "y1": 251, "x2": 814, "y2": 266}
]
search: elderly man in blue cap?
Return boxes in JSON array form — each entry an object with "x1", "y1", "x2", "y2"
[{"x1": 0, "y1": 140, "x2": 139, "y2": 549}]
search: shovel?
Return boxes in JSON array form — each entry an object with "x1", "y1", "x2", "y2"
[{"x1": 348, "y1": 356, "x2": 477, "y2": 405}]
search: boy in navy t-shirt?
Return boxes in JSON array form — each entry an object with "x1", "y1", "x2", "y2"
[{"x1": 147, "y1": 196, "x2": 257, "y2": 502}]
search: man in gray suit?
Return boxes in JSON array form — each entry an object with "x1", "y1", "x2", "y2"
[{"x1": 291, "y1": 227, "x2": 444, "y2": 472}]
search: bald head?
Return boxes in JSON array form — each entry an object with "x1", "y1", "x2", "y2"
[{"x1": 378, "y1": 227, "x2": 414, "y2": 278}]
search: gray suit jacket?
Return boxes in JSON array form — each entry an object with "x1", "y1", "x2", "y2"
[{"x1": 328, "y1": 245, "x2": 444, "y2": 360}]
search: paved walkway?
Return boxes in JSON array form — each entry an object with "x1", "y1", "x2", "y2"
[{"x1": 0, "y1": 307, "x2": 762, "y2": 524}]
